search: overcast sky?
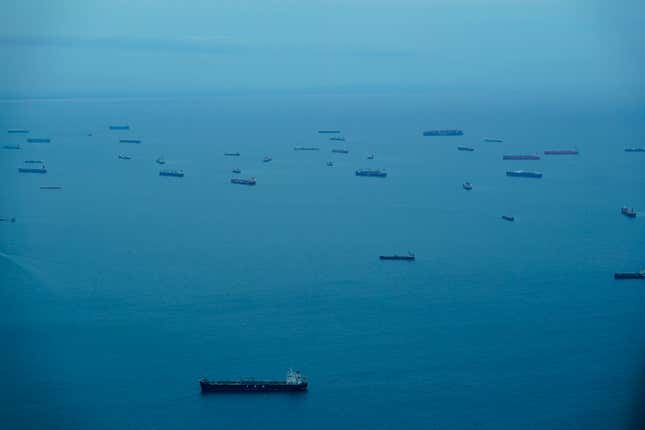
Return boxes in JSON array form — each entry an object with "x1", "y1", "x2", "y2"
[{"x1": 1, "y1": 0, "x2": 643, "y2": 101}]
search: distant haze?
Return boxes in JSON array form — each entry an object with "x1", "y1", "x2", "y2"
[{"x1": 1, "y1": 0, "x2": 643, "y2": 104}]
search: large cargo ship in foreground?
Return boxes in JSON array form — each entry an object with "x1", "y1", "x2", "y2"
[
  {"x1": 506, "y1": 170, "x2": 543, "y2": 178},
  {"x1": 423, "y1": 129, "x2": 464, "y2": 136},
  {"x1": 200, "y1": 370, "x2": 307, "y2": 393}
]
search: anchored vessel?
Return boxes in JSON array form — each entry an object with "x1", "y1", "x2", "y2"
[
  {"x1": 232, "y1": 168, "x2": 241, "y2": 174},
  {"x1": 294, "y1": 147, "x2": 320, "y2": 151},
  {"x1": 506, "y1": 170, "x2": 543, "y2": 178},
  {"x1": 621, "y1": 207, "x2": 636, "y2": 218},
  {"x1": 614, "y1": 270, "x2": 645, "y2": 280},
  {"x1": 544, "y1": 150, "x2": 579, "y2": 155},
  {"x1": 40, "y1": 186, "x2": 62, "y2": 190},
  {"x1": 332, "y1": 149, "x2": 349, "y2": 154},
  {"x1": 356, "y1": 169, "x2": 387, "y2": 177},
  {"x1": 483, "y1": 138, "x2": 503, "y2": 143},
  {"x1": 3, "y1": 144, "x2": 20, "y2": 150},
  {"x1": 263, "y1": 156, "x2": 272, "y2": 162},
  {"x1": 200, "y1": 369, "x2": 307, "y2": 393},
  {"x1": 463, "y1": 182, "x2": 473, "y2": 190},
  {"x1": 367, "y1": 154, "x2": 375, "y2": 160},
  {"x1": 326, "y1": 161, "x2": 334, "y2": 167},
  {"x1": 109, "y1": 125, "x2": 130, "y2": 130},
  {"x1": 329, "y1": 136, "x2": 345, "y2": 141},
  {"x1": 502, "y1": 215, "x2": 515, "y2": 222},
  {"x1": 27, "y1": 138, "x2": 51, "y2": 143},
  {"x1": 318, "y1": 130, "x2": 341, "y2": 134},
  {"x1": 120, "y1": 139, "x2": 141, "y2": 144},
  {"x1": 24, "y1": 160, "x2": 43, "y2": 163},
  {"x1": 423, "y1": 129, "x2": 464, "y2": 136},
  {"x1": 625, "y1": 148, "x2": 645, "y2": 152},
  {"x1": 8, "y1": 129, "x2": 29, "y2": 134},
  {"x1": 503, "y1": 155, "x2": 540, "y2": 160},
  {"x1": 380, "y1": 252, "x2": 415, "y2": 261},
  {"x1": 224, "y1": 152, "x2": 241, "y2": 156},
  {"x1": 457, "y1": 146, "x2": 474, "y2": 151},
  {"x1": 19, "y1": 165, "x2": 47, "y2": 174},
  {"x1": 231, "y1": 177, "x2": 256, "y2": 186},
  {"x1": 156, "y1": 157, "x2": 166, "y2": 165},
  {"x1": 159, "y1": 169, "x2": 184, "y2": 177},
  {"x1": 118, "y1": 154, "x2": 131, "y2": 160}
]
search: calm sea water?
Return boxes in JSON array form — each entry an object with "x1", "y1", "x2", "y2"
[{"x1": 1, "y1": 94, "x2": 644, "y2": 429}]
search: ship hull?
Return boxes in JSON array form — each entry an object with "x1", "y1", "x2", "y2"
[
  {"x1": 379, "y1": 256, "x2": 415, "y2": 261},
  {"x1": 502, "y1": 155, "x2": 540, "y2": 160},
  {"x1": 614, "y1": 273, "x2": 645, "y2": 280},
  {"x1": 423, "y1": 130, "x2": 464, "y2": 136},
  {"x1": 506, "y1": 171, "x2": 542, "y2": 178},
  {"x1": 200, "y1": 381, "x2": 308, "y2": 393}
]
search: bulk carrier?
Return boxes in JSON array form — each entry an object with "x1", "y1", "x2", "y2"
[{"x1": 200, "y1": 369, "x2": 307, "y2": 393}]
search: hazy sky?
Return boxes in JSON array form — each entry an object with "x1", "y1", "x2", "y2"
[{"x1": 1, "y1": 0, "x2": 643, "y2": 100}]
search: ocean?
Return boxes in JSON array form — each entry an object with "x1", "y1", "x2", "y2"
[{"x1": 1, "y1": 93, "x2": 644, "y2": 429}]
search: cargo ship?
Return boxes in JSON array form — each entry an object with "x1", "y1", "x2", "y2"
[
  {"x1": 200, "y1": 370, "x2": 307, "y2": 393},
  {"x1": 27, "y1": 138, "x2": 51, "y2": 143},
  {"x1": 356, "y1": 169, "x2": 387, "y2": 177},
  {"x1": 329, "y1": 137, "x2": 345, "y2": 141},
  {"x1": 19, "y1": 166, "x2": 47, "y2": 174},
  {"x1": 457, "y1": 146, "x2": 474, "y2": 151},
  {"x1": 24, "y1": 160, "x2": 43, "y2": 163},
  {"x1": 423, "y1": 129, "x2": 464, "y2": 136},
  {"x1": 0, "y1": 217, "x2": 16, "y2": 222},
  {"x1": 8, "y1": 129, "x2": 29, "y2": 134},
  {"x1": 625, "y1": 148, "x2": 645, "y2": 152},
  {"x1": 40, "y1": 186, "x2": 63, "y2": 190},
  {"x1": 120, "y1": 139, "x2": 141, "y2": 144},
  {"x1": 294, "y1": 147, "x2": 320, "y2": 151},
  {"x1": 502, "y1": 155, "x2": 540, "y2": 160},
  {"x1": 118, "y1": 154, "x2": 132, "y2": 160},
  {"x1": 332, "y1": 149, "x2": 349, "y2": 154},
  {"x1": 318, "y1": 130, "x2": 341, "y2": 134},
  {"x1": 544, "y1": 149, "x2": 579, "y2": 155},
  {"x1": 621, "y1": 207, "x2": 636, "y2": 218},
  {"x1": 3, "y1": 144, "x2": 20, "y2": 150},
  {"x1": 231, "y1": 177, "x2": 256, "y2": 186},
  {"x1": 159, "y1": 169, "x2": 184, "y2": 177},
  {"x1": 506, "y1": 170, "x2": 543, "y2": 178},
  {"x1": 502, "y1": 215, "x2": 515, "y2": 222},
  {"x1": 483, "y1": 138, "x2": 503, "y2": 143},
  {"x1": 224, "y1": 152, "x2": 241, "y2": 156},
  {"x1": 263, "y1": 156, "x2": 272, "y2": 162},
  {"x1": 380, "y1": 253, "x2": 415, "y2": 261},
  {"x1": 463, "y1": 182, "x2": 473, "y2": 190},
  {"x1": 614, "y1": 270, "x2": 645, "y2": 280},
  {"x1": 109, "y1": 125, "x2": 130, "y2": 130}
]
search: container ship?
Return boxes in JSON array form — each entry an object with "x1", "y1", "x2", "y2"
[
  {"x1": 231, "y1": 177, "x2": 256, "y2": 186},
  {"x1": 318, "y1": 130, "x2": 341, "y2": 134},
  {"x1": 8, "y1": 129, "x2": 29, "y2": 134},
  {"x1": 483, "y1": 138, "x2": 503, "y2": 143},
  {"x1": 332, "y1": 149, "x2": 349, "y2": 154},
  {"x1": 24, "y1": 160, "x2": 43, "y2": 163},
  {"x1": 621, "y1": 207, "x2": 636, "y2": 218},
  {"x1": 625, "y1": 148, "x2": 645, "y2": 152},
  {"x1": 27, "y1": 138, "x2": 51, "y2": 143},
  {"x1": 294, "y1": 147, "x2": 320, "y2": 151},
  {"x1": 506, "y1": 170, "x2": 543, "y2": 178},
  {"x1": 423, "y1": 129, "x2": 464, "y2": 136},
  {"x1": 109, "y1": 125, "x2": 130, "y2": 130},
  {"x1": 40, "y1": 186, "x2": 63, "y2": 190},
  {"x1": 356, "y1": 169, "x2": 387, "y2": 177},
  {"x1": 614, "y1": 270, "x2": 645, "y2": 280},
  {"x1": 120, "y1": 139, "x2": 141, "y2": 144},
  {"x1": 544, "y1": 150, "x2": 579, "y2": 155},
  {"x1": 19, "y1": 165, "x2": 47, "y2": 174},
  {"x1": 380, "y1": 253, "x2": 415, "y2": 261},
  {"x1": 200, "y1": 370, "x2": 307, "y2": 393},
  {"x1": 502, "y1": 155, "x2": 540, "y2": 160},
  {"x1": 457, "y1": 146, "x2": 474, "y2": 151},
  {"x1": 224, "y1": 152, "x2": 241, "y2": 156},
  {"x1": 159, "y1": 169, "x2": 184, "y2": 177}
]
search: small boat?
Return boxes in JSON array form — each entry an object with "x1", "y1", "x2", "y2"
[
  {"x1": 326, "y1": 161, "x2": 334, "y2": 167},
  {"x1": 7, "y1": 129, "x2": 29, "y2": 134},
  {"x1": 40, "y1": 186, "x2": 63, "y2": 190},
  {"x1": 263, "y1": 156, "x2": 272, "y2": 163},
  {"x1": 367, "y1": 154, "x2": 375, "y2": 160},
  {"x1": 294, "y1": 147, "x2": 320, "y2": 151},
  {"x1": 502, "y1": 215, "x2": 515, "y2": 222},
  {"x1": 159, "y1": 169, "x2": 184, "y2": 177},
  {"x1": 483, "y1": 138, "x2": 503, "y2": 143},
  {"x1": 120, "y1": 139, "x2": 141, "y2": 144},
  {"x1": 118, "y1": 154, "x2": 132, "y2": 160},
  {"x1": 24, "y1": 160, "x2": 43, "y2": 164},
  {"x1": 457, "y1": 146, "x2": 474, "y2": 152},
  {"x1": 329, "y1": 136, "x2": 345, "y2": 141},
  {"x1": 224, "y1": 152, "x2": 241, "y2": 156},
  {"x1": 332, "y1": 149, "x2": 349, "y2": 154},
  {"x1": 506, "y1": 170, "x2": 543, "y2": 178},
  {"x1": 232, "y1": 168, "x2": 241, "y2": 174},
  {"x1": 18, "y1": 166, "x2": 47, "y2": 174},
  {"x1": 380, "y1": 252, "x2": 415, "y2": 261},
  {"x1": 355, "y1": 169, "x2": 387, "y2": 177},
  {"x1": 502, "y1": 155, "x2": 540, "y2": 160},
  {"x1": 156, "y1": 157, "x2": 166, "y2": 165},
  {"x1": 544, "y1": 149, "x2": 579, "y2": 155},
  {"x1": 621, "y1": 207, "x2": 636, "y2": 218},
  {"x1": 27, "y1": 138, "x2": 51, "y2": 143},
  {"x1": 614, "y1": 270, "x2": 645, "y2": 280},
  {"x1": 231, "y1": 177, "x2": 256, "y2": 186},
  {"x1": 463, "y1": 182, "x2": 473, "y2": 190},
  {"x1": 109, "y1": 125, "x2": 130, "y2": 130},
  {"x1": 3, "y1": 144, "x2": 20, "y2": 150},
  {"x1": 624, "y1": 148, "x2": 645, "y2": 152},
  {"x1": 318, "y1": 130, "x2": 341, "y2": 134}
]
